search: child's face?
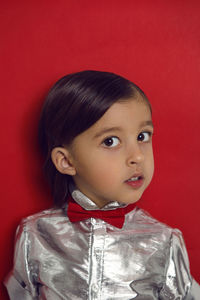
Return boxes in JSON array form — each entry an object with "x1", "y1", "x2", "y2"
[{"x1": 68, "y1": 96, "x2": 154, "y2": 208}]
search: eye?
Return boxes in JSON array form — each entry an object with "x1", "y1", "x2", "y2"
[
  {"x1": 102, "y1": 136, "x2": 120, "y2": 148},
  {"x1": 137, "y1": 131, "x2": 152, "y2": 142}
]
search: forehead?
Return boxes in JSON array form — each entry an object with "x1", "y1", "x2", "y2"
[
  {"x1": 94, "y1": 98, "x2": 151, "y2": 128},
  {"x1": 76, "y1": 97, "x2": 152, "y2": 142},
  {"x1": 70, "y1": 97, "x2": 153, "y2": 148}
]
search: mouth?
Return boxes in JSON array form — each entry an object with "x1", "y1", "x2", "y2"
[{"x1": 125, "y1": 174, "x2": 144, "y2": 188}]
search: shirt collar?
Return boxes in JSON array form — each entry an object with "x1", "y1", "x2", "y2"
[
  {"x1": 67, "y1": 182, "x2": 137, "y2": 229},
  {"x1": 69, "y1": 181, "x2": 128, "y2": 211}
]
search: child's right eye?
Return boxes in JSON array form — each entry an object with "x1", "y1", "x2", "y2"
[{"x1": 102, "y1": 136, "x2": 120, "y2": 148}]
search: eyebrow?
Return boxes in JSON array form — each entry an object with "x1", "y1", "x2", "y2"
[
  {"x1": 140, "y1": 120, "x2": 154, "y2": 128},
  {"x1": 93, "y1": 127, "x2": 122, "y2": 139},
  {"x1": 93, "y1": 120, "x2": 154, "y2": 139}
]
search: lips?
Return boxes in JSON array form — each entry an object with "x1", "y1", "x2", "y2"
[{"x1": 125, "y1": 173, "x2": 144, "y2": 188}]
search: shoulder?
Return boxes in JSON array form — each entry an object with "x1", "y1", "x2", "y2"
[
  {"x1": 126, "y1": 207, "x2": 183, "y2": 242},
  {"x1": 16, "y1": 206, "x2": 69, "y2": 236},
  {"x1": 135, "y1": 207, "x2": 176, "y2": 229},
  {"x1": 21, "y1": 206, "x2": 65, "y2": 221}
]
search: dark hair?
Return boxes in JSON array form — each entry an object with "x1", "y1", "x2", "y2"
[{"x1": 39, "y1": 70, "x2": 151, "y2": 207}]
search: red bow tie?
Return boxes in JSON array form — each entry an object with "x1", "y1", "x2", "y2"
[{"x1": 67, "y1": 196, "x2": 137, "y2": 229}]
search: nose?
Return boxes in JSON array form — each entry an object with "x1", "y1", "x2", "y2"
[{"x1": 126, "y1": 143, "x2": 144, "y2": 166}]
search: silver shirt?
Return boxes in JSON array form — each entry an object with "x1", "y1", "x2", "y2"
[{"x1": 5, "y1": 188, "x2": 200, "y2": 299}]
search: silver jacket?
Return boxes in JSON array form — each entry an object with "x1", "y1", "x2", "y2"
[{"x1": 5, "y1": 187, "x2": 200, "y2": 299}]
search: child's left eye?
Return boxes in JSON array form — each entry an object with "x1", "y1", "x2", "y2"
[
  {"x1": 102, "y1": 136, "x2": 120, "y2": 148},
  {"x1": 137, "y1": 132, "x2": 152, "y2": 142}
]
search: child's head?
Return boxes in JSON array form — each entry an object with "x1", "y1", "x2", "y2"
[{"x1": 39, "y1": 70, "x2": 153, "y2": 207}]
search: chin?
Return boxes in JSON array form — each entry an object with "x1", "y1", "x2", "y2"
[
  {"x1": 118, "y1": 196, "x2": 141, "y2": 205},
  {"x1": 123, "y1": 191, "x2": 144, "y2": 203}
]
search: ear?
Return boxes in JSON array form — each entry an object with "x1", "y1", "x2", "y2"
[{"x1": 51, "y1": 147, "x2": 76, "y2": 176}]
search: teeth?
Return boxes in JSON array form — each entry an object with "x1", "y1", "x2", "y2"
[{"x1": 128, "y1": 176, "x2": 140, "y2": 182}]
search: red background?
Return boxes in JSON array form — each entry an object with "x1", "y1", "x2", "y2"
[{"x1": 1, "y1": 1, "x2": 200, "y2": 298}]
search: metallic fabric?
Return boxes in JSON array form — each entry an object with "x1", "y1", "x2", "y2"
[
  {"x1": 69, "y1": 183, "x2": 128, "y2": 211},
  {"x1": 5, "y1": 188, "x2": 200, "y2": 299}
]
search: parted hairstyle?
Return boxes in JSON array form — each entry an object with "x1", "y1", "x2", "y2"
[{"x1": 38, "y1": 70, "x2": 151, "y2": 207}]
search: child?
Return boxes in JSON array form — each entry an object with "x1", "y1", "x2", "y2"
[{"x1": 5, "y1": 71, "x2": 200, "y2": 299}]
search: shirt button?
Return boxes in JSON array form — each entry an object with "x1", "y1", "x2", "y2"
[
  {"x1": 91, "y1": 218, "x2": 97, "y2": 225},
  {"x1": 92, "y1": 283, "x2": 99, "y2": 293}
]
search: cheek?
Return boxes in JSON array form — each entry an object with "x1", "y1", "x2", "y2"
[
  {"x1": 90, "y1": 161, "x2": 119, "y2": 181},
  {"x1": 79, "y1": 154, "x2": 120, "y2": 184},
  {"x1": 146, "y1": 151, "x2": 154, "y2": 178}
]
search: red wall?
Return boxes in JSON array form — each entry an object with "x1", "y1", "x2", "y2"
[{"x1": 1, "y1": 1, "x2": 200, "y2": 298}]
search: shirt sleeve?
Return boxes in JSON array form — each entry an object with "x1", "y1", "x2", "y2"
[
  {"x1": 4, "y1": 222, "x2": 38, "y2": 300},
  {"x1": 159, "y1": 229, "x2": 200, "y2": 299}
]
